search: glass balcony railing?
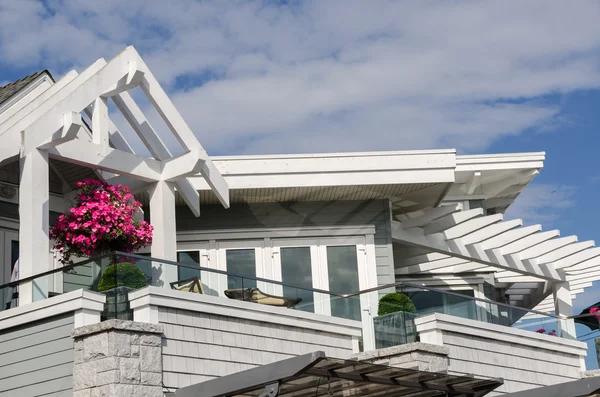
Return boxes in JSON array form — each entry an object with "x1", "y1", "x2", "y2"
[
  {"x1": 0, "y1": 251, "x2": 571, "y2": 353},
  {"x1": 361, "y1": 283, "x2": 572, "y2": 349},
  {"x1": 0, "y1": 252, "x2": 361, "y2": 323}
]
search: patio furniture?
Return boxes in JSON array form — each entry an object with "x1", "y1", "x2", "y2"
[
  {"x1": 224, "y1": 287, "x2": 302, "y2": 308},
  {"x1": 170, "y1": 277, "x2": 205, "y2": 294}
]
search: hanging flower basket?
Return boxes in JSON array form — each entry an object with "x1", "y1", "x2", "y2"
[{"x1": 50, "y1": 179, "x2": 153, "y2": 264}]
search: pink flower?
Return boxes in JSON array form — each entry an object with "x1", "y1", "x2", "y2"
[{"x1": 50, "y1": 179, "x2": 154, "y2": 265}]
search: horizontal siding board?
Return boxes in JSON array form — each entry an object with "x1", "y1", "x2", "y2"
[
  {"x1": 0, "y1": 361, "x2": 73, "y2": 391},
  {"x1": 0, "y1": 323, "x2": 73, "y2": 354},
  {"x1": 0, "y1": 349, "x2": 73, "y2": 380},
  {"x1": 0, "y1": 331, "x2": 73, "y2": 367},
  {"x1": 0, "y1": 312, "x2": 73, "y2": 396},
  {"x1": 0, "y1": 375, "x2": 72, "y2": 397},
  {"x1": 0, "y1": 314, "x2": 72, "y2": 343}
]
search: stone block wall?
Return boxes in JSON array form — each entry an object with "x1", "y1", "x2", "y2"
[
  {"x1": 354, "y1": 342, "x2": 449, "y2": 373},
  {"x1": 72, "y1": 320, "x2": 164, "y2": 397}
]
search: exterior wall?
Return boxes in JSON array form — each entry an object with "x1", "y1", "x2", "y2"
[
  {"x1": 0, "y1": 312, "x2": 74, "y2": 397},
  {"x1": 416, "y1": 313, "x2": 588, "y2": 396},
  {"x1": 0, "y1": 289, "x2": 105, "y2": 397},
  {"x1": 128, "y1": 287, "x2": 362, "y2": 391},
  {"x1": 174, "y1": 199, "x2": 395, "y2": 287}
]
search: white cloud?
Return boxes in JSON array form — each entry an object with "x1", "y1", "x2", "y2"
[
  {"x1": 1, "y1": 1, "x2": 600, "y2": 155},
  {"x1": 504, "y1": 184, "x2": 577, "y2": 226}
]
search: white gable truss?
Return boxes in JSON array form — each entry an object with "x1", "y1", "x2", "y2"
[
  {"x1": 0, "y1": 46, "x2": 230, "y2": 303},
  {"x1": 0, "y1": 45, "x2": 229, "y2": 213},
  {"x1": 393, "y1": 203, "x2": 598, "y2": 330}
]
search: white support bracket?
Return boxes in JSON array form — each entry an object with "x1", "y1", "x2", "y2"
[{"x1": 37, "y1": 111, "x2": 82, "y2": 150}]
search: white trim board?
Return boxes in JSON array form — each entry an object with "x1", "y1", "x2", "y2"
[
  {"x1": 0, "y1": 289, "x2": 105, "y2": 331},
  {"x1": 129, "y1": 286, "x2": 362, "y2": 338},
  {"x1": 177, "y1": 225, "x2": 377, "y2": 242},
  {"x1": 415, "y1": 312, "x2": 587, "y2": 355}
]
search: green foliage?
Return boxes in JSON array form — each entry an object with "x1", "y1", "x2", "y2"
[
  {"x1": 97, "y1": 262, "x2": 147, "y2": 292},
  {"x1": 378, "y1": 292, "x2": 417, "y2": 316}
]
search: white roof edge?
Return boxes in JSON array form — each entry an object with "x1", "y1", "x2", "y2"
[
  {"x1": 211, "y1": 148, "x2": 457, "y2": 161},
  {"x1": 457, "y1": 152, "x2": 546, "y2": 164}
]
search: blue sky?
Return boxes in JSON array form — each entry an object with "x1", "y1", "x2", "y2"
[{"x1": 2, "y1": 1, "x2": 600, "y2": 326}]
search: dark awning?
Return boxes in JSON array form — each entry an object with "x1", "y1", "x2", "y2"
[
  {"x1": 167, "y1": 351, "x2": 503, "y2": 397},
  {"x1": 503, "y1": 376, "x2": 600, "y2": 397}
]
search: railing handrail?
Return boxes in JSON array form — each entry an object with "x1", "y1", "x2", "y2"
[
  {"x1": 0, "y1": 250, "x2": 564, "y2": 321},
  {"x1": 342, "y1": 280, "x2": 566, "y2": 320}
]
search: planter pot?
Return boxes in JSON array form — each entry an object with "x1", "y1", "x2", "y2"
[
  {"x1": 373, "y1": 311, "x2": 418, "y2": 349},
  {"x1": 101, "y1": 286, "x2": 134, "y2": 321}
]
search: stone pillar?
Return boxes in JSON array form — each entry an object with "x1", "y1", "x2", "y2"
[{"x1": 72, "y1": 319, "x2": 164, "y2": 397}]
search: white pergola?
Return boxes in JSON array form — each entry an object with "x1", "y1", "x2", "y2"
[
  {"x1": 0, "y1": 46, "x2": 229, "y2": 304},
  {"x1": 392, "y1": 203, "x2": 600, "y2": 337}
]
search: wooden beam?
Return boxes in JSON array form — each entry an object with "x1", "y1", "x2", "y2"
[{"x1": 46, "y1": 139, "x2": 162, "y2": 182}]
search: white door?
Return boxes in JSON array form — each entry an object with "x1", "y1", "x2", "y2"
[
  {"x1": 271, "y1": 238, "x2": 319, "y2": 313},
  {"x1": 216, "y1": 240, "x2": 265, "y2": 297}
]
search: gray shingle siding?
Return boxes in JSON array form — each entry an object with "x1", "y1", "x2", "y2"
[{"x1": 0, "y1": 313, "x2": 74, "y2": 397}]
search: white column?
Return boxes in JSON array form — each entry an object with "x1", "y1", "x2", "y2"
[
  {"x1": 19, "y1": 149, "x2": 50, "y2": 304},
  {"x1": 553, "y1": 281, "x2": 577, "y2": 339},
  {"x1": 149, "y1": 180, "x2": 178, "y2": 287}
]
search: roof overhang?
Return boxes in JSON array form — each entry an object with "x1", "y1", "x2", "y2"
[
  {"x1": 447, "y1": 152, "x2": 545, "y2": 214},
  {"x1": 168, "y1": 351, "x2": 503, "y2": 397},
  {"x1": 184, "y1": 150, "x2": 456, "y2": 212}
]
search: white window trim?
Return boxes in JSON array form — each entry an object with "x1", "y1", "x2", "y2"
[{"x1": 177, "y1": 225, "x2": 376, "y2": 242}]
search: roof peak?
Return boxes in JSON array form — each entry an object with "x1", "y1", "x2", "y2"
[{"x1": 0, "y1": 69, "x2": 53, "y2": 106}]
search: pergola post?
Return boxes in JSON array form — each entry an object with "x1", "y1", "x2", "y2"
[
  {"x1": 18, "y1": 148, "x2": 50, "y2": 304},
  {"x1": 149, "y1": 180, "x2": 178, "y2": 287},
  {"x1": 553, "y1": 281, "x2": 577, "y2": 339}
]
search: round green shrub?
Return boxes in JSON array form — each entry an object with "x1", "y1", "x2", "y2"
[
  {"x1": 378, "y1": 292, "x2": 417, "y2": 316},
  {"x1": 97, "y1": 262, "x2": 147, "y2": 292}
]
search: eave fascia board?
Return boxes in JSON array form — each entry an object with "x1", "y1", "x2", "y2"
[
  {"x1": 188, "y1": 150, "x2": 456, "y2": 191},
  {"x1": 456, "y1": 151, "x2": 546, "y2": 166}
]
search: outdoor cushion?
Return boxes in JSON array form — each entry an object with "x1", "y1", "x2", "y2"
[
  {"x1": 170, "y1": 277, "x2": 205, "y2": 294},
  {"x1": 224, "y1": 287, "x2": 302, "y2": 308}
]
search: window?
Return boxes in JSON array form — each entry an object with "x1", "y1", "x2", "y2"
[
  {"x1": 327, "y1": 245, "x2": 361, "y2": 321},
  {"x1": 226, "y1": 249, "x2": 257, "y2": 289},
  {"x1": 409, "y1": 289, "x2": 476, "y2": 320},
  {"x1": 280, "y1": 246, "x2": 314, "y2": 312},
  {"x1": 177, "y1": 251, "x2": 201, "y2": 281}
]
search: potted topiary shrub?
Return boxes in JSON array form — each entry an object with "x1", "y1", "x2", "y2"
[
  {"x1": 374, "y1": 292, "x2": 418, "y2": 348},
  {"x1": 97, "y1": 262, "x2": 147, "y2": 320}
]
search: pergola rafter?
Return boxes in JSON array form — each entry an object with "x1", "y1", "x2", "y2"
[
  {"x1": 0, "y1": 45, "x2": 230, "y2": 304},
  {"x1": 392, "y1": 203, "x2": 600, "y2": 335}
]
